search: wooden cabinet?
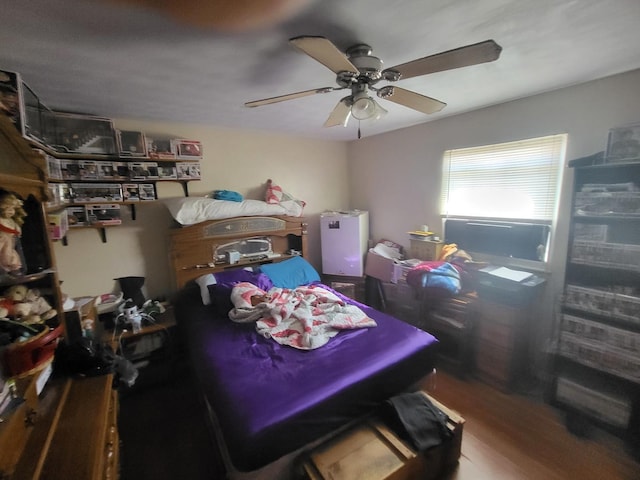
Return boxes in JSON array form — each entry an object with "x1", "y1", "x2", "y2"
[
  {"x1": 474, "y1": 299, "x2": 530, "y2": 390},
  {"x1": 11, "y1": 374, "x2": 119, "y2": 480},
  {"x1": 0, "y1": 114, "x2": 65, "y2": 376},
  {"x1": 379, "y1": 278, "x2": 422, "y2": 326},
  {"x1": 422, "y1": 293, "x2": 477, "y2": 377},
  {"x1": 409, "y1": 239, "x2": 444, "y2": 261},
  {"x1": 552, "y1": 160, "x2": 640, "y2": 440},
  {"x1": 0, "y1": 115, "x2": 120, "y2": 479}
]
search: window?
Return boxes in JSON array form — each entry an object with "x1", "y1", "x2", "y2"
[{"x1": 441, "y1": 134, "x2": 567, "y2": 262}]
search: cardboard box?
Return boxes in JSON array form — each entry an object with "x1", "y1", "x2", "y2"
[
  {"x1": 364, "y1": 251, "x2": 396, "y2": 282},
  {"x1": 87, "y1": 204, "x2": 121, "y2": 226},
  {"x1": 48, "y1": 211, "x2": 69, "y2": 240},
  {"x1": 392, "y1": 263, "x2": 413, "y2": 284},
  {"x1": 304, "y1": 392, "x2": 464, "y2": 480}
]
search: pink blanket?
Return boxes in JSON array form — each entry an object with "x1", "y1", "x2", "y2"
[{"x1": 229, "y1": 282, "x2": 377, "y2": 349}]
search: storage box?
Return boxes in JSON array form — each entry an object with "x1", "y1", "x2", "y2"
[
  {"x1": 66, "y1": 206, "x2": 89, "y2": 227},
  {"x1": 365, "y1": 251, "x2": 396, "y2": 282},
  {"x1": 303, "y1": 393, "x2": 463, "y2": 480},
  {"x1": 48, "y1": 211, "x2": 69, "y2": 240},
  {"x1": 87, "y1": 204, "x2": 121, "y2": 226}
]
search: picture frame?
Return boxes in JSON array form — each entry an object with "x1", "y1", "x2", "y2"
[{"x1": 605, "y1": 122, "x2": 640, "y2": 163}]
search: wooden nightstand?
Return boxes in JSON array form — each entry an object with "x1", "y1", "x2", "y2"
[
  {"x1": 105, "y1": 305, "x2": 175, "y2": 362},
  {"x1": 410, "y1": 239, "x2": 444, "y2": 261}
]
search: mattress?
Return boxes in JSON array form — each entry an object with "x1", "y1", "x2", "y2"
[{"x1": 174, "y1": 283, "x2": 438, "y2": 472}]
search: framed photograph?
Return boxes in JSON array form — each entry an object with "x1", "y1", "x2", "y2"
[
  {"x1": 117, "y1": 130, "x2": 147, "y2": 157},
  {"x1": 605, "y1": 123, "x2": 640, "y2": 163},
  {"x1": 172, "y1": 139, "x2": 203, "y2": 160}
]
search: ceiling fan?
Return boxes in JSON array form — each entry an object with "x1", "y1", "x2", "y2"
[{"x1": 245, "y1": 36, "x2": 502, "y2": 132}]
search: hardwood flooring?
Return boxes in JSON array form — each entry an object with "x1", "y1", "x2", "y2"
[
  {"x1": 119, "y1": 358, "x2": 640, "y2": 480},
  {"x1": 423, "y1": 373, "x2": 639, "y2": 480}
]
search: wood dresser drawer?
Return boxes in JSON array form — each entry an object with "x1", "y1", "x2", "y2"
[
  {"x1": 476, "y1": 319, "x2": 514, "y2": 349},
  {"x1": 475, "y1": 341, "x2": 512, "y2": 387},
  {"x1": 12, "y1": 374, "x2": 119, "y2": 480}
]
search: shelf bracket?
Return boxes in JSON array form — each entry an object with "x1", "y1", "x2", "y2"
[
  {"x1": 181, "y1": 182, "x2": 190, "y2": 197},
  {"x1": 129, "y1": 204, "x2": 136, "y2": 220},
  {"x1": 99, "y1": 228, "x2": 107, "y2": 243}
]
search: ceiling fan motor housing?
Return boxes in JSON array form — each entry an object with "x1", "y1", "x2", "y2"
[{"x1": 346, "y1": 44, "x2": 384, "y2": 82}]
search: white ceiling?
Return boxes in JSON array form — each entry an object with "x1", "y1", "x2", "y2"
[{"x1": 1, "y1": 0, "x2": 640, "y2": 141}]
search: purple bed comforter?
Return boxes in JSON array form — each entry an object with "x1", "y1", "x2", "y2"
[{"x1": 174, "y1": 283, "x2": 438, "y2": 472}]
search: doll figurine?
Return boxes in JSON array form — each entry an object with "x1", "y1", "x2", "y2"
[{"x1": 0, "y1": 192, "x2": 26, "y2": 276}]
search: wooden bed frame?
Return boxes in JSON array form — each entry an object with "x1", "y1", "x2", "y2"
[{"x1": 169, "y1": 215, "x2": 308, "y2": 289}]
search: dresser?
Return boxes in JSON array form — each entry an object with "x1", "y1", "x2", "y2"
[
  {"x1": 1, "y1": 372, "x2": 119, "y2": 480},
  {"x1": 0, "y1": 111, "x2": 120, "y2": 479}
]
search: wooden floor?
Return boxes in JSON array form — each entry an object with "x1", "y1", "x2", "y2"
[
  {"x1": 119, "y1": 358, "x2": 640, "y2": 480},
  {"x1": 423, "y1": 373, "x2": 639, "y2": 480}
]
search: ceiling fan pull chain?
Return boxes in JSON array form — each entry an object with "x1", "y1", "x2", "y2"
[{"x1": 358, "y1": 121, "x2": 362, "y2": 139}]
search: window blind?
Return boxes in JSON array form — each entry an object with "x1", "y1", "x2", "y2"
[{"x1": 441, "y1": 134, "x2": 567, "y2": 221}]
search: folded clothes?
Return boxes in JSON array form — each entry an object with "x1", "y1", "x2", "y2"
[
  {"x1": 382, "y1": 391, "x2": 452, "y2": 452},
  {"x1": 212, "y1": 190, "x2": 243, "y2": 202}
]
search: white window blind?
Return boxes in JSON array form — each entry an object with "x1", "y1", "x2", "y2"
[{"x1": 441, "y1": 134, "x2": 567, "y2": 221}]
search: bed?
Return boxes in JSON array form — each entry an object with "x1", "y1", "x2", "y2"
[{"x1": 169, "y1": 215, "x2": 439, "y2": 478}]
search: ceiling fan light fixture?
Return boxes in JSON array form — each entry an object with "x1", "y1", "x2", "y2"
[{"x1": 351, "y1": 96, "x2": 377, "y2": 120}]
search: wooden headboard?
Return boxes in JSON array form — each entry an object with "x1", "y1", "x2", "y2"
[{"x1": 169, "y1": 215, "x2": 308, "y2": 289}]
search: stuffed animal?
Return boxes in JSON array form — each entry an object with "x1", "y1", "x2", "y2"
[{"x1": 1, "y1": 284, "x2": 57, "y2": 324}]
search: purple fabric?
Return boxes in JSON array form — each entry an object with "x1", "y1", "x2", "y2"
[
  {"x1": 213, "y1": 269, "x2": 273, "y2": 292},
  {"x1": 174, "y1": 284, "x2": 438, "y2": 471}
]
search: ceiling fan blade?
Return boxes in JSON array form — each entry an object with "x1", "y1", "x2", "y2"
[
  {"x1": 383, "y1": 40, "x2": 502, "y2": 80},
  {"x1": 290, "y1": 36, "x2": 359, "y2": 75},
  {"x1": 245, "y1": 87, "x2": 335, "y2": 107},
  {"x1": 377, "y1": 86, "x2": 446, "y2": 114},
  {"x1": 324, "y1": 98, "x2": 352, "y2": 128}
]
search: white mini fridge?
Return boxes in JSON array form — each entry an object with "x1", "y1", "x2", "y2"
[{"x1": 320, "y1": 210, "x2": 369, "y2": 276}]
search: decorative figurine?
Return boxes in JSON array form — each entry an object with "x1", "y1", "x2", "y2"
[{"x1": 0, "y1": 192, "x2": 26, "y2": 277}]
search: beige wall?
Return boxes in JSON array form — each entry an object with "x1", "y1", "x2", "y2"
[
  {"x1": 347, "y1": 68, "x2": 640, "y2": 373},
  {"x1": 53, "y1": 121, "x2": 349, "y2": 300}
]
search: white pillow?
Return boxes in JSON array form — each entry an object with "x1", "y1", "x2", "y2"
[
  {"x1": 163, "y1": 197, "x2": 288, "y2": 226},
  {"x1": 195, "y1": 274, "x2": 216, "y2": 305},
  {"x1": 194, "y1": 268, "x2": 256, "y2": 305}
]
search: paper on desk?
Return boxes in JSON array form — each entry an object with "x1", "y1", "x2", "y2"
[
  {"x1": 371, "y1": 242, "x2": 403, "y2": 260},
  {"x1": 480, "y1": 266, "x2": 533, "y2": 282}
]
